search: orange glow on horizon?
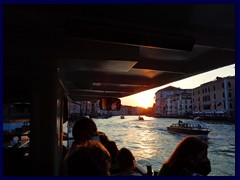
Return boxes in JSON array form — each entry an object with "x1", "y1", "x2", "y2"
[
  {"x1": 135, "y1": 93, "x2": 154, "y2": 108},
  {"x1": 121, "y1": 90, "x2": 155, "y2": 108}
]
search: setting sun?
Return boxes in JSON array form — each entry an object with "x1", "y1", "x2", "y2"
[
  {"x1": 120, "y1": 89, "x2": 156, "y2": 108},
  {"x1": 135, "y1": 93, "x2": 153, "y2": 108}
]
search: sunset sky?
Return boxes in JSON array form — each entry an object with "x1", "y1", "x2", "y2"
[{"x1": 120, "y1": 64, "x2": 235, "y2": 108}]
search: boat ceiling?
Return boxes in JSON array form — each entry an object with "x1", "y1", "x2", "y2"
[{"x1": 4, "y1": 4, "x2": 235, "y2": 102}]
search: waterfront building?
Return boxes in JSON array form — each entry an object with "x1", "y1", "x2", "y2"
[
  {"x1": 192, "y1": 76, "x2": 235, "y2": 120},
  {"x1": 155, "y1": 86, "x2": 192, "y2": 117},
  {"x1": 154, "y1": 76, "x2": 235, "y2": 120}
]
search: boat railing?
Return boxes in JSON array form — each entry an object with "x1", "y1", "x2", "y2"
[
  {"x1": 19, "y1": 140, "x2": 30, "y2": 148},
  {"x1": 171, "y1": 122, "x2": 211, "y2": 131}
]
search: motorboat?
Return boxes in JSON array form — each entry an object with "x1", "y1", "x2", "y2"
[
  {"x1": 138, "y1": 116, "x2": 144, "y2": 120},
  {"x1": 167, "y1": 120, "x2": 211, "y2": 135},
  {"x1": 120, "y1": 115, "x2": 125, "y2": 119}
]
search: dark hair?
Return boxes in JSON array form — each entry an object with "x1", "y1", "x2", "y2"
[
  {"x1": 72, "y1": 117, "x2": 98, "y2": 144},
  {"x1": 67, "y1": 141, "x2": 111, "y2": 176},
  {"x1": 164, "y1": 136, "x2": 208, "y2": 169},
  {"x1": 105, "y1": 141, "x2": 119, "y2": 164},
  {"x1": 118, "y1": 148, "x2": 135, "y2": 170},
  {"x1": 99, "y1": 132, "x2": 110, "y2": 147}
]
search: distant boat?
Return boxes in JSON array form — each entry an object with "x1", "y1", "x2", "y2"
[
  {"x1": 167, "y1": 120, "x2": 211, "y2": 135},
  {"x1": 120, "y1": 115, "x2": 125, "y2": 119},
  {"x1": 138, "y1": 116, "x2": 144, "y2": 120}
]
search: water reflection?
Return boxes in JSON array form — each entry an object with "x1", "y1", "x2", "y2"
[{"x1": 93, "y1": 116, "x2": 235, "y2": 176}]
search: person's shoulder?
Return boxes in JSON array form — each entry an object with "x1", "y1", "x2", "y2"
[
  {"x1": 157, "y1": 165, "x2": 173, "y2": 176},
  {"x1": 158, "y1": 165, "x2": 194, "y2": 176}
]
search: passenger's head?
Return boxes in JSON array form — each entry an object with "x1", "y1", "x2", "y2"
[
  {"x1": 118, "y1": 147, "x2": 135, "y2": 170},
  {"x1": 72, "y1": 117, "x2": 98, "y2": 144},
  {"x1": 165, "y1": 136, "x2": 211, "y2": 176},
  {"x1": 67, "y1": 141, "x2": 111, "y2": 176},
  {"x1": 105, "y1": 141, "x2": 119, "y2": 163},
  {"x1": 99, "y1": 132, "x2": 110, "y2": 147}
]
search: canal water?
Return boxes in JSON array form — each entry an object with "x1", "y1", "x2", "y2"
[{"x1": 93, "y1": 116, "x2": 235, "y2": 176}]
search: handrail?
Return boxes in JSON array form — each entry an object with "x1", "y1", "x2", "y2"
[{"x1": 19, "y1": 140, "x2": 30, "y2": 148}]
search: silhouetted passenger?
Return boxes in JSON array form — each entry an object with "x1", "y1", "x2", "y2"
[
  {"x1": 62, "y1": 117, "x2": 100, "y2": 175},
  {"x1": 99, "y1": 131, "x2": 110, "y2": 147},
  {"x1": 72, "y1": 117, "x2": 99, "y2": 144},
  {"x1": 158, "y1": 136, "x2": 211, "y2": 176},
  {"x1": 3, "y1": 132, "x2": 20, "y2": 149},
  {"x1": 114, "y1": 147, "x2": 142, "y2": 176},
  {"x1": 65, "y1": 117, "x2": 99, "y2": 159},
  {"x1": 105, "y1": 141, "x2": 120, "y2": 174},
  {"x1": 66, "y1": 141, "x2": 111, "y2": 176}
]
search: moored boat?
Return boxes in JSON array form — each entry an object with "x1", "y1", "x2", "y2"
[
  {"x1": 138, "y1": 116, "x2": 144, "y2": 120},
  {"x1": 167, "y1": 120, "x2": 211, "y2": 135}
]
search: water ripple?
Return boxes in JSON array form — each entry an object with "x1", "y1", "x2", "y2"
[{"x1": 93, "y1": 116, "x2": 235, "y2": 176}]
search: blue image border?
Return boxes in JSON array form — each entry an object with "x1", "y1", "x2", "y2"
[{"x1": 0, "y1": 0, "x2": 239, "y2": 180}]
